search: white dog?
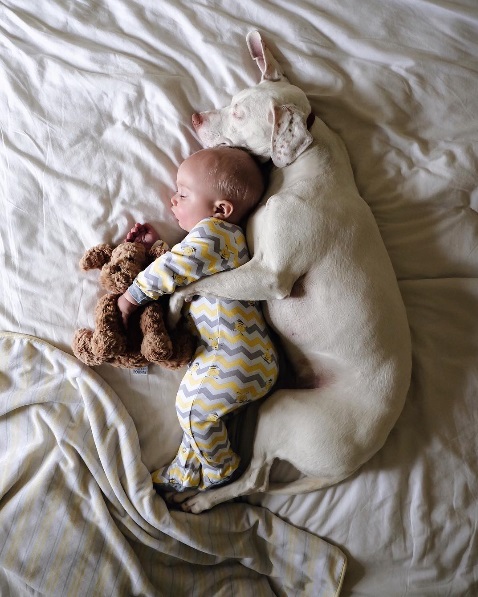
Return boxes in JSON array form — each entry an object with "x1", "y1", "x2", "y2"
[{"x1": 168, "y1": 31, "x2": 412, "y2": 514}]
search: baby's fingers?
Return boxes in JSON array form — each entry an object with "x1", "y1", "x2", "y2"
[{"x1": 125, "y1": 223, "x2": 144, "y2": 242}]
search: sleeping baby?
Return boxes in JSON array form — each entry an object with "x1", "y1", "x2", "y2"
[{"x1": 117, "y1": 146, "x2": 279, "y2": 492}]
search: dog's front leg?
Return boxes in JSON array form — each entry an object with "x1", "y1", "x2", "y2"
[{"x1": 168, "y1": 259, "x2": 295, "y2": 327}]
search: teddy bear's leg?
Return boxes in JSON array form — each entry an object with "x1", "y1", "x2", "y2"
[
  {"x1": 72, "y1": 329, "x2": 105, "y2": 366},
  {"x1": 90, "y1": 294, "x2": 128, "y2": 359},
  {"x1": 140, "y1": 303, "x2": 173, "y2": 363},
  {"x1": 163, "y1": 326, "x2": 197, "y2": 370}
]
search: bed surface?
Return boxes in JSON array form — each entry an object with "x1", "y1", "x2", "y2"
[{"x1": 1, "y1": 1, "x2": 477, "y2": 595}]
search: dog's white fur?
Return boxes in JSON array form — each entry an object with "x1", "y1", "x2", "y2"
[{"x1": 168, "y1": 32, "x2": 412, "y2": 513}]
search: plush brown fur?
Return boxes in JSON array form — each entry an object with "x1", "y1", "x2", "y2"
[{"x1": 72, "y1": 240, "x2": 196, "y2": 369}]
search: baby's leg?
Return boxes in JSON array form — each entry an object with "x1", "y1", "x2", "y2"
[
  {"x1": 152, "y1": 434, "x2": 202, "y2": 489},
  {"x1": 188, "y1": 409, "x2": 240, "y2": 488},
  {"x1": 152, "y1": 360, "x2": 241, "y2": 491},
  {"x1": 152, "y1": 409, "x2": 240, "y2": 490}
]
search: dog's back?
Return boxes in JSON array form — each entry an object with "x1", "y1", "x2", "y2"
[{"x1": 249, "y1": 116, "x2": 411, "y2": 472}]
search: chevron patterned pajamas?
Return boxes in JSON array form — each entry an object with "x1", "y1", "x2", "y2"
[{"x1": 128, "y1": 217, "x2": 278, "y2": 491}]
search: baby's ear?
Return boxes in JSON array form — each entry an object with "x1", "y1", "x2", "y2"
[{"x1": 214, "y1": 200, "x2": 234, "y2": 220}]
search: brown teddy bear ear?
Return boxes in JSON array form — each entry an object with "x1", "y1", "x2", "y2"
[
  {"x1": 80, "y1": 244, "x2": 114, "y2": 271},
  {"x1": 148, "y1": 240, "x2": 170, "y2": 260}
]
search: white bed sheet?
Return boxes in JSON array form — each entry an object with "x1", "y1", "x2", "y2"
[{"x1": 1, "y1": 0, "x2": 477, "y2": 595}]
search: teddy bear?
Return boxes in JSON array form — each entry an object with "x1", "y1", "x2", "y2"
[{"x1": 72, "y1": 239, "x2": 196, "y2": 369}]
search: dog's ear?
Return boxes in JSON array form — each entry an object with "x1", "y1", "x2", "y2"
[
  {"x1": 246, "y1": 30, "x2": 286, "y2": 82},
  {"x1": 270, "y1": 104, "x2": 313, "y2": 167}
]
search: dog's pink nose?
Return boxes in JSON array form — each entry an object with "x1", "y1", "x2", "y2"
[{"x1": 192, "y1": 113, "x2": 202, "y2": 129}]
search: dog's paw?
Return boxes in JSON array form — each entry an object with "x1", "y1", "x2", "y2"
[
  {"x1": 180, "y1": 493, "x2": 212, "y2": 514},
  {"x1": 168, "y1": 292, "x2": 186, "y2": 328},
  {"x1": 167, "y1": 488, "x2": 198, "y2": 504}
]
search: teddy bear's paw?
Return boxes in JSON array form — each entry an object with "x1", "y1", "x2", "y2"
[
  {"x1": 72, "y1": 329, "x2": 104, "y2": 366},
  {"x1": 141, "y1": 341, "x2": 174, "y2": 363},
  {"x1": 142, "y1": 344, "x2": 173, "y2": 364},
  {"x1": 140, "y1": 304, "x2": 173, "y2": 363},
  {"x1": 160, "y1": 328, "x2": 197, "y2": 370},
  {"x1": 91, "y1": 332, "x2": 127, "y2": 360}
]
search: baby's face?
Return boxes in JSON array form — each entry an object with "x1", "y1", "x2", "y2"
[{"x1": 170, "y1": 150, "x2": 223, "y2": 232}]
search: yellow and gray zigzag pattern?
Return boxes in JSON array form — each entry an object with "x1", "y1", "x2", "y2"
[
  {"x1": 149, "y1": 219, "x2": 279, "y2": 490},
  {"x1": 134, "y1": 217, "x2": 250, "y2": 301},
  {"x1": 156, "y1": 294, "x2": 279, "y2": 489}
]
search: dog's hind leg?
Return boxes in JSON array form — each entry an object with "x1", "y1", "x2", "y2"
[{"x1": 175, "y1": 456, "x2": 273, "y2": 514}]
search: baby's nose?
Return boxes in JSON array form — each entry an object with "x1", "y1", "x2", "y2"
[{"x1": 171, "y1": 194, "x2": 177, "y2": 206}]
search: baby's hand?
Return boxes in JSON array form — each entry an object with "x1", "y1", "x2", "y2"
[
  {"x1": 117, "y1": 292, "x2": 139, "y2": 329},
  {"x1": 125, "y1": 223, "x2": 160, "y2": 251}
]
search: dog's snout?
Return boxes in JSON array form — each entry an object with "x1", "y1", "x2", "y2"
[{"x1": 192, "y1": 112, "x2": 203, "y2": 129}]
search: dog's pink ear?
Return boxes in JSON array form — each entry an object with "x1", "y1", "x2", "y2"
[
  {"x1": 270, "y1": 104, "x2": 313, "y2": 167},
  {"x1": 246, "y1": 30, "x2": 285, "y2": 82}
]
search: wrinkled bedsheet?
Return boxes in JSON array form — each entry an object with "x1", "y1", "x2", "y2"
[
  {"x1": 0, "y1": 333, "x2": 346, "y2": 596},
  {"x1": 1, "y1": 0, "x2": 477, "y2": 595}
]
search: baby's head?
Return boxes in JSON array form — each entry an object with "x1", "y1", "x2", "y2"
[{"x1": 171, "y1": 147, "x2": 265, "y2": 231}]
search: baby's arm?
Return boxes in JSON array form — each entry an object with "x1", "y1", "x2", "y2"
[
  {"x1": 117, "y1": 222, "x2": 160, "y2": 327},
  {"x1": 121, "y1": 219, "x2": 244, "y2": 325},
  {"x1": 117, "y1": 290, "x2": 140, "y2": 329},
  {"x1": 117, "y1": 229, "x2": 197, "y2": 322}
]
